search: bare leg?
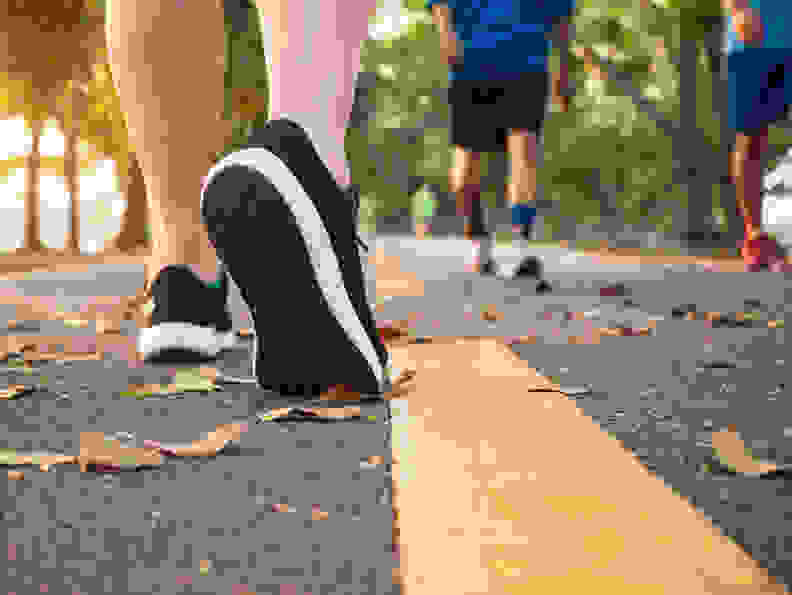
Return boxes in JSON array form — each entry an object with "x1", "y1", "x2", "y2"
[
  {"x1": 450, "y1": 146, "x2": 482, "y2": 238},
  {"x1": 252, "y1": 0, "x2": 379, "y2": 189},
  {"x1": 105, "y1": 0, "x2": 229, "y2": 285},
  {"x1": 506, "y1": 130, "x2": 539, "y2": 207},
  {"x1": 732, "y1": 128, "x2": 769, "y2": 257}
]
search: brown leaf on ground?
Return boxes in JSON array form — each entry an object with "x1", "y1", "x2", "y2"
[
  {"x1": 95, "y1": 317, "x2": 123, "y2": 335},
  {"x1": 378, "y1": 320, "x2": 410, "y2": 342},
  {"x1": 0, "y1": 335, "x2": 109, "y2": 363},
  {"x1": 481, "y1": 305, "x2": 502, "y2": 322},
  {"x1": 311, "y1": 506, "x2": 329, "y2": 520},
  {"x1": 60, "y1": 317, "x2": 90, "y2": 328},
  {"x1": 305, "y1": 406, "x2": 362, "y2": 419},
  {"x1": 598, "y1": 327, "x2": 624, "y2": 337},
  {"x1": 151, "y1": 423, "x2": 249, "y2": 457},
  {"x1": 6, "y1": 453, "x2": 78, "y2": 467},
  {"x1": 0, "y1": 385, "x2": 34, "y2": 400},
  {"x1": 710, "y1": 429, "x2": 778, "y2": 475},
  {"x1": 79, "y1": 432, "x2": 163, "y2": 472}
]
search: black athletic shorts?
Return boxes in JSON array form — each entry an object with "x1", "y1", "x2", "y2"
[{"x1": 448, "y1": 69, "x2": 549, "y2": 153}]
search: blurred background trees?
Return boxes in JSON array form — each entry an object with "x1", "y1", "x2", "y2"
[
  {"x1": 0, "y1": 0, "x2": 105, "y2": 254},
  {"x1": 1, "y1": 0, "x2": 791, "y2": 254}
]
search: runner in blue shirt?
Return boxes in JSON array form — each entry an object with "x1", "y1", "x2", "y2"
[
  {"x1": 427, "y1": 0, "x2": 574, "y2": 286},
  {"x1": 724, "y1": 0, "x2": 792, "y2": 270}
]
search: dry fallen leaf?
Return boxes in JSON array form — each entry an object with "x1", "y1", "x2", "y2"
[
  {"x1": 62, "y1": 318, "x2": 90, "y2": 329},
  {"x1": 378, "y1": 320, "x2": 410, "y2": 342},
  {"x1": 305, "y1": 406, "x2": 362, "y2": 419},
  {"x1": 598, "y1": 328, "x2": 623, "y2": 337},
  {"x1": 0, "y1": 385, "x2": 35, "y2": 400},
  {"x1": 150, "y1": 423, "x2": 249, "y2": 457},
  {"x1": 710, "y1": 429, "x2": 778, "y2": 476},
  {"x1": 481, "y1": 305, "x2": 502, "y2": 322},
  {"x1": 79, "y1": 432, "x2": 163, "y2": 472},
  {"x1": 95, "y1": 317, "x2": 122, "y2": 335},
  {"x1": 122, "y1": 367, "x2": 220, "y2": 398},
  {"x1": 311, "y1": 506, "x2": 329, "y2": 520}
]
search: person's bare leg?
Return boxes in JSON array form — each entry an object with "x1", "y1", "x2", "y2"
[
  {"x1": 507, "y1": 129, "x2": 548, "y2": 281},
  {"x1": 450, "y1": 146, "x2": 490, "y2": 269},
  {"x1": 450, "y1": 146, "x2": 483, "y2": 236},
  {"x1": 105, "y1": 0, "x2": 228, "y2": 285},
  {"x1": 506, "y1": 129, "x2": 539, "y2": 208},
  {"x1": 733, "y1": 128, "x2": 769, "y2": 258},
  {"x1": 252, "y1": 0, "x2": 379, "y2": 189}
]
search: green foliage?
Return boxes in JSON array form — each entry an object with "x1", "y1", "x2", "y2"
[
  {"x1": 5, "y1": 0, "x2": 790, "y2": 242},
  {"x1": 347, "y1": 0, "x2": 787, "y2": 235},
  {"x1": 221, "y1": 2, "x2": 270, "y2": 158}
]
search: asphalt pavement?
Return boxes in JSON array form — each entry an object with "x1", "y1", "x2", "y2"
[{"x1": 1, "y1": 234, "x2": 791, "y2": 592}]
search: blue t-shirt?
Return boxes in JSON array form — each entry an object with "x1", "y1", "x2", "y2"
[
  {"x1": 726, "y1": 0, "x2": 792, "y2": 54},
  {"x1": 426, "y1": 0, "x2": 575, "y2": 81}
]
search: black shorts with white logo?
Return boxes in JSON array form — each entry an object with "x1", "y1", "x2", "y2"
[{"x1": 448, "y1": 68, "x2": 549, "y2": 153}]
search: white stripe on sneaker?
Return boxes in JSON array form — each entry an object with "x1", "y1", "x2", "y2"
[{"x1": 201, "y1": 149, "x2": 384, "y2": 391}]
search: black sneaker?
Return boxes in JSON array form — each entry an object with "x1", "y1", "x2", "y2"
[
  {"x1": 513, "y1": 255, "x2": 543, "y2": 278},
  {"x1": 138, "y1": 265, "x2": 236, "y2": 363},
  {"x1": 200, "y1": 118, "x2": 389, "y2": 399}
]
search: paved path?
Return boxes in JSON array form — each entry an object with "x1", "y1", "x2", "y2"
[
  {"x1": 1, "y1": 235, "x2": 790, "y2": 592},
  {"x1": 377, "y1": 235, "x2": 791, "y2": 589},
  {"x1": 1, "y1": 259, "x2": 395, "y2": 595}
]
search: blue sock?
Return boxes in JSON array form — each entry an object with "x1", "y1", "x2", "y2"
[{"x1": 511, "y1": 203, "x2": 536, "y2": 239}]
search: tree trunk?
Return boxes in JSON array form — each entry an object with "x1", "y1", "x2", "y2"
[
  {"x1": 64, "y1": 123, "x2": 80, "y2": 254},
  {"x1": 108, "y1": 152, "x2": 150, "y2": 252},
  {"x1": 708, "y1": 17, "x2": 743, "y2": 247},
  {"x1": 675, "y1": 32, "x2": 715, "y2": 245},
  {"x1": 22, "y1": 118, "x2": 44, "y2": 254}
]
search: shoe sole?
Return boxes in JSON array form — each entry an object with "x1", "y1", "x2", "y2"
[
  {"x1": 201, "y1": 148, "x2": 384, "y2": 398},
  {"x1": 139, "y1": 323, "x2": 237, "y2": 363}
]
